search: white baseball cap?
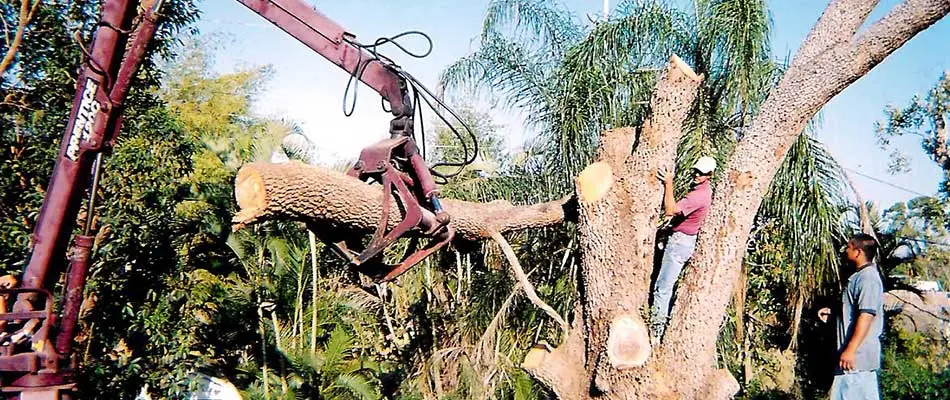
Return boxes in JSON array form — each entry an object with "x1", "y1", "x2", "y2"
[{"x1": 692, "y1": 156, "x2": 717, "y2": 174}]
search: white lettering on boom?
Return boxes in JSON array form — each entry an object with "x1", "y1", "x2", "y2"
[{"x1": 65, "y1": 78, "x2": 102, "y2": 161}]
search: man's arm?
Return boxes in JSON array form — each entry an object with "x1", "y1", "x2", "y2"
[
  {"x1": 657, "y1": 168, "x2": 680, "y2": 216},
  {"x1": 839, "y1": 313, "x2": 874, "y2": 371}
]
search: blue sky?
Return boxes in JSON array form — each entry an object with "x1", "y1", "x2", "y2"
[{"x1": 190, "y1": 0, "x2": 949, "y2": 208}]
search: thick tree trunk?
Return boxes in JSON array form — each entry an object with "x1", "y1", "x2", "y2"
[
  {"x1": 231, "y1": 1, "x2": 950, "y2": 397},
  {"x1": 527, "y1": 55, "x2": 705, "y2": 398}
]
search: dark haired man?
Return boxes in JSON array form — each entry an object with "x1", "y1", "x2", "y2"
[{"x1": 818, "y1": 233, "x2": 884, "y2": 400}]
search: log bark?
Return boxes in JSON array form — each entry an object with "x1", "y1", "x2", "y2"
[{"x1": 232, "y1": 161, "x2": 572, "y2": 242}]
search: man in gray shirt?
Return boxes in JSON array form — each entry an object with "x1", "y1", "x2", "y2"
[{"x1": 819, "y1": 233, "x2": 885, "y2": 399}]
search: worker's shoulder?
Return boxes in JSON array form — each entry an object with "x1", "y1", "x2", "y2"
[
  {"x1": 852, "y1": 265, "x2": 884, "y2": 290},
  {"x1": 687, "y1": 182, "x2": 713, "y2": 196}
]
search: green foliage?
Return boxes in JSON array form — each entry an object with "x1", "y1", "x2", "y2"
[
  {"x1": 874, "y1": 71, "x2": 950, "y2": 196},
  {"x1": 880, "y1": 321, "x2": 950, "y2": 399},
  {"x1": 425, "y1": 103, "x2": 507, "y2": 180},
  {"x1": 755, "y1": 134, "x2": 850, "y2": 300}
]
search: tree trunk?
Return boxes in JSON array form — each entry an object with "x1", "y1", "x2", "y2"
[
  {"x1": 232, "y1": 1, "x2": 950, "y2": 397},
  {"x1": 522, "y1": 55, "x2": 710, "y2": 399}
]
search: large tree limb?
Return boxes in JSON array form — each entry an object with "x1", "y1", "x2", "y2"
[
  {"x1": 232, "y1": 161, "x2": 572, "y2": 241},
  {"x1": 853, "y1": 0, "x2": 950, "y2": 70},
  {"x1": 786, "y1": 0, "x2": 877, "y2": 67}
]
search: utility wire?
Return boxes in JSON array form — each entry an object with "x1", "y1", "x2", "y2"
[
  {"x1": 841, "y1": 168, "x2": 950, "y2": 247},
  {"x1": 842, "y1": 166, "x2": 930, "y2": 198}
]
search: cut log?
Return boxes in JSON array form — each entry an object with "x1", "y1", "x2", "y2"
[{"x1": 232, "y1": 161, "x2": 573, "y2": 242}]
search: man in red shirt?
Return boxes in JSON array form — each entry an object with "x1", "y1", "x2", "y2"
[{"x1": 650, "y1": 156, "x2": 716, "y2": 342}]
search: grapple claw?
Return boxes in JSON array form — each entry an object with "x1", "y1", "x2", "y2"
[{"x1": 340, "y1": 132, "x2": 453, "y2": 281}]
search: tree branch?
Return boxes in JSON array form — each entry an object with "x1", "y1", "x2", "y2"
[
  {"x1": 489, "y1": 229, "x2": 569, "y2": 333},
  {"x1": 851, "y1": 0, "x2": 950, "y2": 73},
  {"x1": 2, "y1": 8, "x2": 12, "y2": 46},
  {"x1": 232, "y1": 161, "x2": 573, "y2": 241},
  {"x1": 790, "y1": 0, "x2": 879, "y2": 66},
  {"x1": 0, "y1": 0, "x2": 41, "y2": 77}
]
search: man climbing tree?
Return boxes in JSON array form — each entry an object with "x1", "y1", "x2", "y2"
[{"x1": 651, "y1": 156, "x2": 716, "y2": 342}]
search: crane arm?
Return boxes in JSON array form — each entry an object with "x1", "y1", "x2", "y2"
[{"x1": 236, "y1": 0, "x2": 410, "y2": 116}]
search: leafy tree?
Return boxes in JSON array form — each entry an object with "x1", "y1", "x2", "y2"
[
  {"x1": 877, "y1": 197, "x2": 950, "y2": 286},
  {"x1": 879, "y1": 327, "x2": 950, "y2": 400},
  {"x1": 875, "y1": 72, "x2": 950, "y2": 197}
]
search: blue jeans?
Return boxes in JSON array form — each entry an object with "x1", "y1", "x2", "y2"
[
  {"x1": 830, "y1": 370, "x2": 880, "y2": 400},
  {"x1": 651, "y1": 231, "x2": 697, "y2": 337}
]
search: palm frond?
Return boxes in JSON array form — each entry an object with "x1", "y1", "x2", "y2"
[
  {"x1": 322, "y1": 325, "x2": 355, "y2": 377},
  {"x1": 759, "y1": 132, "x2": 850, "y2": 296},
  {"x1": 328, "y1": 374, "x2": 380, "y2": 400},
  {"x1": 702, "y1": 0, "x2": 772, "y2": 112},
  {"x1": 481, "y1": 0, "x2": 582, "y2": 55},
  {"x1": 439, "y1": 34, "x2": 556, "y2": 119}
]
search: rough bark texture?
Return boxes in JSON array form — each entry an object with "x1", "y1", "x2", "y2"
[
  {"x1": 521, "y1": 308, "x2": 588, "y2": 400},
  {"x1": 523, "y1": 55, "x2": 704, "y2": 398},
  {"x1": 232, "y1": 161, "x2": 572, "y2": 241}
]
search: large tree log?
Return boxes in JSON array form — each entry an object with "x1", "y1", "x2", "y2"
[{"x1": 232, "y1": 161, "x2": 573, "y2": 241}]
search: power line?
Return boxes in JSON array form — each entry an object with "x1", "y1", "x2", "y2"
[
  {"x1": 842, "y1": 167, "x2": 931, "y2": 198},
  {"x1": 841, "y1": 168, "x2": 950, "y2": 247}
]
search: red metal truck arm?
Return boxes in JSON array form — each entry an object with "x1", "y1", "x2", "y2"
[
  {"x1": 19, "y1": 0, "x2": 412, "y2": 294},
  {"x1": 236, "y1": 0, "x2": 409, "y2": 115}
]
